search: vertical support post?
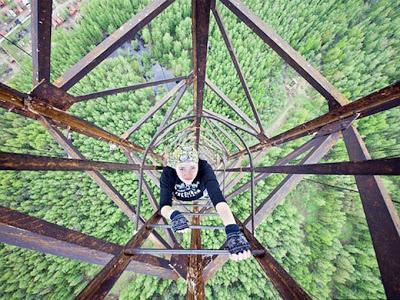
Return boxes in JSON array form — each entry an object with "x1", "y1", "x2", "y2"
[
  {"x1": 31, "y1": 0, "x2": 53, "y2": 85},
  {"x1": 186, "y1": 201, "x2": 205, "y2": 299},
  {"x1": 343, "y1": 126, "x2": 400, "y2": 299},
  {"x1": 192, "y1": 0, "x2": 212, "y2": 150}
]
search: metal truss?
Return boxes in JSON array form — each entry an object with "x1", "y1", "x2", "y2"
[{"x1": 0, "y1": 0, "x2": 399, "y2": 299}]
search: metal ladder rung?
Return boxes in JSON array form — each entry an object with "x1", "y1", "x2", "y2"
[
  {"x1": 180, "y1": 212, "x2": 218, "y2": 216},
  {"x1": 172, "y1": 204, "x2": 212, "y2": 207},
  {"x1": 125, "y1": 248, "x2": 265, "y2": 256},
  {"x1": 149, "y1": 224, "x2": 226, "y2": 230}
]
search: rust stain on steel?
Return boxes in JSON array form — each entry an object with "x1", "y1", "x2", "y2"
[
  {"x1": 192, "y1": 0, "x2": 212, "y2": 150},
  {"x1": 55, "y1": 0, "x2": 175, "y2": 91},
  {"x1": 186, "y1": 202, "x2": 205, "y2": 300},
  {"x1": 77, "y1": 212, "x2": 162, "y2": 299},
  {"x1": 343, "y1": 126, "x2": 400, "y2": 299},
  {"x1": 31, "y1": 0, "x2": 52, "y2": 85},
  {"x1": 230, "y1": 81, "x2": 400, "y2": 159},
  {"x1": 0, "y1": 206, "x2": 177, "y2": 279},
  {"x1": 220, "y1": 0, "x2": 349, "y2": 108},
  {"x1": 31, "y1": 80, "x2": 76, "y2": 110}
]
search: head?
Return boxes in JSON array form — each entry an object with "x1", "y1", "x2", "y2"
[
  {"x1": 176, "y1": 161, "x2": 199, "y2": 184},
  {"x1": 167, "y1": 143, "x2": 199, "y2": 184}
]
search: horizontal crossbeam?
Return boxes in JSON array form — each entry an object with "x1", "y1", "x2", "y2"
[
  {"x1": 0, "y1": 206, "x2": 177, "y2": 279},
  {"x1": 0, "y1": 151, "x2": 162, "y2": 171},
  {"x1": 219, "y1": 158, "x2": 400, "y2": 175}
]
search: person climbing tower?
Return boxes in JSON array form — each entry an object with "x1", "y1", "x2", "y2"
[{"x1": 159, "y1": 143, "x2": 252, "y2": 261}]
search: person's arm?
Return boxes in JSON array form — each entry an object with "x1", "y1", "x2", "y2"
[
  {"x1": 201, "y1": 161, "x2": 236, "y2": 225},
  {"x1": 160, "y1": 168, "x2": 174, "y2": 219}
]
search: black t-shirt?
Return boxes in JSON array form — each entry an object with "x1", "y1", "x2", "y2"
[{"x1": 159, "y1": 159, "x2": 226, "y2": 208}]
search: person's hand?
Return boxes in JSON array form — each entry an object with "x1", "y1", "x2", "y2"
[
  {"x1": 170, "y1": 212, "x2": 190, "y2": 233},
  {"x1": 225, "y1": 231, "x2": 252, "y2": 261}
]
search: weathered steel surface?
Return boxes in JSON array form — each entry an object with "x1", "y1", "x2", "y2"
[
  {"x1": 121, "y1": 79, "x2": 187, "y2": 139},
  {"x1": 192, "y1": 0, "x2": 212, "y2": 150},
  {"x1": 41, "y1": 119, "x2": 171, "y2": 249},
  {"x1": 76, "y1": 76, "x2": 187, "y2": 102},
  {"x1": 236, "y1": 217, "x2": 311, "y2": 299},
  {"x1": 203, "y1": 132, "x2": 340, "y2": 281},
  {"x1": 230, "y1": 81, "x2": 400, "y2": 159},
  {"x1": 31, "y1": 0, "x2": 52, "y2": 85},
  {"x1": 220, "y1": 0, "x2": 349, "y2": 108},
  {"x1": 0, "y1": 206, "x2": 177, "y2": 279},
  {"x1": 31, "y1": 81, "x2": 77, "y2": 110},
  {"x1": 220, "y1": 158, "x2": 400, "y2": 175},
  {"x1": 0, "y1": 83, "x2": 37, "y2": 119},
  {"x1": 0, "y1": 83, "x2": 163, "y2": 159},
  {"x1": 55, "y1": 0, "x2": 175, "y2": 90},
  {"x1": 0, "y1": 151, "x2": 162, "y2": 171},
  {"x1": 211, "y1": 7, "x2": 266, "y2": 135},
  {"x1": 186, "y1": 202, "x2": 205, "y2": 300},
  {"x1": 343, "y1": 126, "x2": 400, "y2": 299},
  {"x1": 205, "y1": 78, "x2": 259, "y2": 134},
  {"x1": 77, "y1": 212, "x2": 162, "y2": 299}
]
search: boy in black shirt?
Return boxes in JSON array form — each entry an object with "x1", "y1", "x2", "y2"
[{"x1": 160, "y1": 144, "x2": 251, "y2": 261}]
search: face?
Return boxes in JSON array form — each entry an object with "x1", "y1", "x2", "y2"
[{"x1": 176, "y1": 161, "x2": 198, "y2": 184}]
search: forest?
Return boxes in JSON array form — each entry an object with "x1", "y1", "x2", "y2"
[{"x1": 0, "y1": 0, "x2": 399, "y2": 299}]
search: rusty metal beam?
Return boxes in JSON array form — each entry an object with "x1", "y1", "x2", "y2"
[
  {"x1": 77, "y1": 211, "x2": 162, "y2": 299},
  {"x1": 121, "y1": 79, "x2": 187, "y2": 139},
  {"x1": 31, "y1": 0, "x2": 52, "y2": 85},
  {"x1": 192, "y1": 0, "x2": 212, "y2": 150},
  {"x1": 41, "y1": 119, "x2": 171, "y2": 249},
  {"x1": 203, "y1": 132, "x2": 340, "y2": 281},
  {"x1": 30, "y1": 81, "x2": 80, "y2": 110},
  {"x1": 219, "y1": 158, "x2": 400, "y2": 175},
  {"x1": 0, "y1": 206, "x2": 177, "y2": 280},
  {"x1": 229, "y1": 82, "x2": 400, "y2": 159},
  {"x1": 220, "y1": 0, "x2": 349, "y2": 108},
  {"x1": 343, "y1": 126, "x2": 400, "y2": 299},
  {"x1": 75, "y1": 76, "x2": 187, "y2": 102},
  {"x1": 0, "y1": 151, "x2": 162, "y2": 172},
  {"x1": 186, "y1": 202, "x2": 205, "y2": 300},
  {"x1": 0, "y1": 83, "x2": 162, "y2": 160},
  {"x1": 236, "y1": 217, "x2": 311, "y2": 299},
  {"x1": 205, "y1": 78, "x2": 260, "y2": 135},
  {"x1": 211, "y1": 7, "x2": 266, "y2": 135},
  {"x1": 55, "y1": 0, "x2": 175, "y2": 91}
]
